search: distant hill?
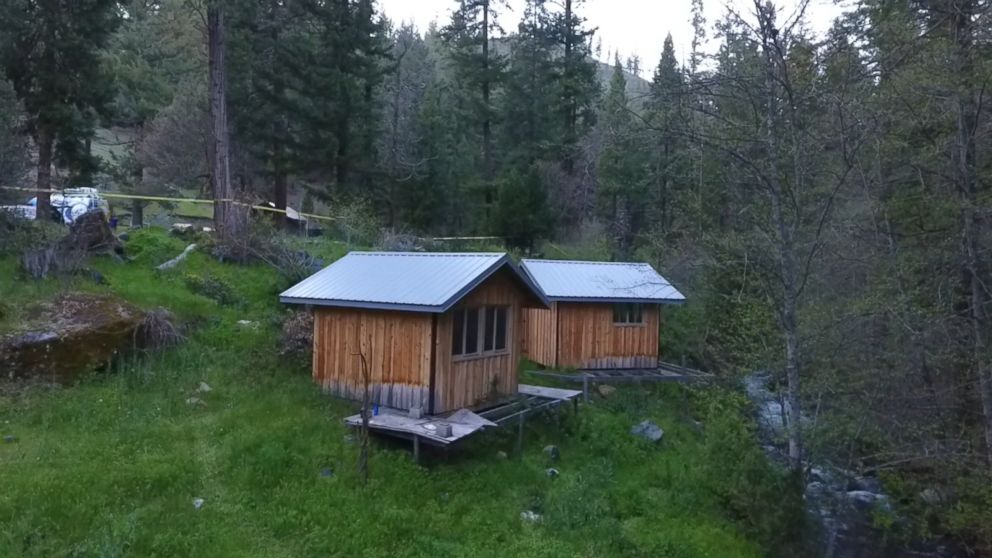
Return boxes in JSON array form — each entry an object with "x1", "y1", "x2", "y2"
[{"x1": 592, "y1": 58, "x2": 651, "y2": 103}]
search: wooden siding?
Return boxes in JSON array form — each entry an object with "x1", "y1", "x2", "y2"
[
  {"x1": 557, "y1": 303, "x2": 659, "y2": 369},
  {"x1": 523, "y1": 302, "x2": 660, "y2": 369},
  {"x1": 312, "y1": 308, "x2": 432, "y2": 410},
  {"x1": 433, "y1": 269, "x2": 523, "y2": 413},
  {"x1": 521, "y1": 302, "x2": 558, "y2": 367}
]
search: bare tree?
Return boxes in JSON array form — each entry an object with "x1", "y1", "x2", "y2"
[{"x1": 356, "y1": 350, "x2": 372, "y2": 486}]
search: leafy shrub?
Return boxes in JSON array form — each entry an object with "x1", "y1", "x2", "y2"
[
  {"x1": 183, "y1": 272, "x2": 241, "y2": 306},
  {"x1": 693, "y1": 387, "x2": 809, "y2": 555},
  {"x1": 0, "y1": 212, "x2": 64, "y2": 256}
]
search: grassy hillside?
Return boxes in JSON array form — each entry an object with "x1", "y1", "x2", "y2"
[{"x1": 0, "y1": 228, "x2": 804, "y2": 557}]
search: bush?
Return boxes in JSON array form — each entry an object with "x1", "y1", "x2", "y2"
[
  {"x1": 280, "y1": 310, "x2": 313, "y2": 356},
  {"x1": 0, "y1": 212, "x2": 65, "y2": 256},
  {"x1": 183, "y1": 272, "x2": 241, "y2": 307}
]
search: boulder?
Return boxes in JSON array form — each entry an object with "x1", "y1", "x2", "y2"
[
  {"x1": 196, "y1": 381, "x2": 213, "y2": 394},
  {"x1": 496, "y1": 450, "x2": 508, "y2": 460},
  {"x1": 0, "y1": 294, "x2": 145, "y2": 383},
  {"x1": 319, "y1": 467, "x2": 334, "y2": 478},
  {"x1": 192, "y1": 497, "x2": 205, "y2": 510},
  {"x1": 546, "y1": 468, "x2": 560, "y2": 478},
  {"x1": 543, "y1": 445, "x2": 560, "y2": 462},
  {"x1": 846, "y1": 491, "x2": 890, "y2": 512},
  {"x1": 597, "y1": 384, "x2": 616, "y2": 398},
  {"x1": 520, "y1": 510, "x2": 542, "y2": 523},
  {"x1": 631, "y1": 420, "x2": 664, "y2": 443},
  {"x1": 3, "y1": 435, "x2": 16, "y2": 444}
]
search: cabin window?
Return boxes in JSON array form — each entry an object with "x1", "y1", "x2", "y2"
[
  {"x1": 613, "y1": 303, "x2": 644, "y2": 325},
  {"x1": 453, "y1": 306, "x2": 509, "y2": 357},
  {"x1": 464, "y1": 308, "x2": 480, "y2": 354},
  {"x1": 484, "y1": 306, "x2": 508, "y2": 352}
]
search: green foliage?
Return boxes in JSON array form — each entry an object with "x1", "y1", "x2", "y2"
[
  {"x1": 492, "y1": 165, "x2": 553, "y2": 250},
  {"x1": 0, "y1": 0, "x2": 120, "y2": 183},
  {"x1": 0, "y1": 78, "x2": 28, "y2": 186},
  {"x1": 182, "y1": 272, "x2": 242, "y2": 307}
]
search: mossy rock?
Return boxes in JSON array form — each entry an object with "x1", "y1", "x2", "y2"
[{"x1": 0, "y1": 293, "x2": 145, "y2": 383}]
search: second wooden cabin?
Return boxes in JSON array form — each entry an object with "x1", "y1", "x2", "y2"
[
  {"x1": 280, "y1": 252, "x2": 548, "y2": 414},
  {"x1": 519, "y1": 259, "x2": 685, "y2": 370}
]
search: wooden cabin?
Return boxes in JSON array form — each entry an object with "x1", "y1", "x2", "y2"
[
  {"x1": 280, "y1": 252, "x2": 548, "y2": 414},
  {"x1": 519, "y1": 259, "x2": 685, "y2": 370}
]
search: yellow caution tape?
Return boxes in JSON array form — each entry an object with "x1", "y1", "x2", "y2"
[{"x1": 0, "y1": 185, "x2": 336, "y2": 222}]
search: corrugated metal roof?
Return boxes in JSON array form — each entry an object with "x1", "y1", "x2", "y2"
[
  {"x1": 280, "y1": 252, "x2": 547, "y2": 312},
  {"x1": 520, "y1": 259, "x2": 685, "y2": 303}
]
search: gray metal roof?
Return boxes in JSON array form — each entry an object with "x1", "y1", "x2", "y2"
[
  {"x1": 280, "y1": 252, "x2": 548, "y2": 312},
  {"x1": 520, "y1": 259, "x2": 685, "y2": 303}
]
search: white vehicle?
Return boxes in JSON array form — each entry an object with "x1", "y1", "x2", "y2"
[{"x1": 1, "y1": 187, "x2": 110, "y2": 224}]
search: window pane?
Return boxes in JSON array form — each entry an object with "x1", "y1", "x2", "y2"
[
  {"x1": 632, "y1": 304, "x2": 642, "y2": 324},
  {"x1": 494, "y1": 307, "x2": 507, "y2": 350},
  {"x1": 465, "y1": 308, "x2": 479, "y2": 354},
  {"x1": 484, "y1": 307, "x2": 495, "y2": 351},
  {"x1": 452, "y1": 309, "x2": 464, "y2": 355},
  {"x1": 613, "y1": 304, "x2": 624, "y2": 323}
]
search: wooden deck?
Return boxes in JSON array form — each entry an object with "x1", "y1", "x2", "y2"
[
  {"x1": 344, "y1": 383, "x2": 582, "y2": 460},
  {"x1": 525, "y1": 361, "x2": 711, "y2": 401}
]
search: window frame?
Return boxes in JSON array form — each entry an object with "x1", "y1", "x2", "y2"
[
  {"x1": 452, "y1": 305, "x2": 511, "y2": 360},
  {"x1": 613, "y1": 302, "x2": 646, "y2": 326}
]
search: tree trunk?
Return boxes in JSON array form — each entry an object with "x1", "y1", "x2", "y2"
[
  {"x1": 759, "y1": 3, "x2": 803, "y2": 472},
  {"x1": 481, "y1": 0, "x2": 493, "y2": 216},
  {"x1": 208, "y1": 4, "x2": 234, "y2": 235},
  {"x1": 562, "y1": 0, "x2": 576, "y2": 173},
  {"x1": 35, "y1": 124, "x2": 53, "y2": 221}
]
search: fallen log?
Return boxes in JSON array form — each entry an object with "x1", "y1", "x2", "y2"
[{"x1": 156, "y1": 244, "x2": 197, "y2": 271}]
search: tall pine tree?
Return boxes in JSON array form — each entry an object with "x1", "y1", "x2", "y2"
[{"x1": 1, "y1": 0, "x2": 120, "y2": 219}]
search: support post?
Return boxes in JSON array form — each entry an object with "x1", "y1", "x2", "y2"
[
  {"x1": 516, "y1": 411, "x2": 525, "y2": 458},
  {"x1": 583, "y1": 375, "x2": 589, "y2": 403},
  {"x1": 413, "y1": 435, "x2": 420, "y2": 464}
]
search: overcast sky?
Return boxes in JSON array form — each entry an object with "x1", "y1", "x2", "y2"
[{"x1": 377, "y1": 0, "x2": 850, "y2": 75}]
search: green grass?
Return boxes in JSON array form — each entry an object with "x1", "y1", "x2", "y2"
[{"x1": 0, "y1": 228, "x2": 803, "y2": 557}]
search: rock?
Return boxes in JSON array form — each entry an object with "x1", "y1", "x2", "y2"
[
  {"x1": 543, "y1": 445, "x2": 560, "y2": 462},
  {"x1": 496, "y1": 450, "x2": 508, "y2": 460},
  {"x1": 118, "y1": 232, "x2": 130, "y2": 242},
  {"x1": 631, "y1": 420, "x2": 664, "y2": 442},
  {"x1": 546, "y1": 468, "x2": 560, "y2": 478},
  {"x1": 520, "y1": 510, "x2": 542, "y2": 523},
  {"x1": 920, "y1": 487, "x2": 944, "y2": 506},
  {"x1": 89, "y1": 270, "x2": 107, "y2": 285},
  {"x1": 846, "y1": 490, "x2": 890, "y2": 512},
  {"x1": 0, "y1": 294, "x2": 145, "y2": 383},
  {"x1": 847, "y1": 476, "x2": 882, "y2": 494},
  {"x1": 343, "y1": 434, "x2": 356, "y2": 445},
  {"x1": 186, "y1": 397, "x2": 205, "y2": 407},
  {"x1": 3, "y1": 435, "x2": 16, "y2": 444},
  {"x1": 196, "y1": 381, "x2": 213, "y2": 394},
  {"x1": 236, "y1": 320, "x2": 256, "y2": 329},
  {"x1": 192, "y1": 497, "x2": 205, "y2": 510},
  {"x1": 319, "y1": 467, "x2": 334, "y2": 478},
  {"x1": 597, "y1": 385, "x2": 616, "y2": 398}
]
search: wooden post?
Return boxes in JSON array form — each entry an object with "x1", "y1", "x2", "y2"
[
  {"x1": 413, "y1": 435, "x2": 420, "y2": 464},
  {"x1": 583, "y1": 375, "x2": 589, "y2": 402},
  {"x1": 516, "y1": 411, "x2": 525, "y2": 458}
]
